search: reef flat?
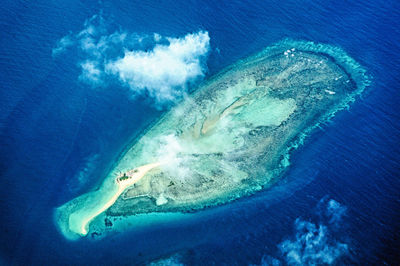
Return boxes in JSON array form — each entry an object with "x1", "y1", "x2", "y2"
[{"x1": 55, "y1": 40, "x2": 369, "y2": 239}]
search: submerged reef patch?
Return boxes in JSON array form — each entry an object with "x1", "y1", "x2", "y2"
[{"x1": 55, "y1": 39, "x2": 369, "y2": 239}]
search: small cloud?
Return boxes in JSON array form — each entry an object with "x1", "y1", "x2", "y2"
[
  {"x1": 79, "y1": 60, "x2": 103, "y2": 84},
  {"x1": 277, "y1": 197, "x2": 349, "y2": 265},
  {"x1": 143, "y1": 134, "x2": 192, "y2": 181},
  {"x1": 77, "y1": 14, "x2": 106, "y2": 38},
  {"x1": 250, "y1": 255, "x2": 282, "y2": 266},
  {"x1": 52, "y1": 35, "x2": 74, "y2": 57},
  {"x1": 317, "y1": 196, "x2": 347, "y2": 226},
  {"x1": 153, "y1": 33, "x2": 162, "y2": 42},
  {"x1": 149, "y1": 253, "x2": 185, "y2": 266},
  {"x1": 106, "y1": 31, "x2": 210, "y2": 103},
  {"x1": 52, "y1": 14, "x2": 210, "y2": 106},
  {"x1": 279, "y1": 219, "x2": 348, "y2": 265},
  {"x1": 326, "y1": 199, "x2": 347, "y2": 225}
]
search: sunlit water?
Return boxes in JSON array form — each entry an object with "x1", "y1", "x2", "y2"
[{"x1": 0, "y1": 0, "x2": 399, "y2": 265}]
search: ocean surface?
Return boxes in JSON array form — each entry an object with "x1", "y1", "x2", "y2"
[{"x1": 1, "y1": 0, "x2": 399, "y2": 265}]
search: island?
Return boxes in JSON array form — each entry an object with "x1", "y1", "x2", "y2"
[{"x1": 55, "y1": 39, "x2": 369, "y2": 240}]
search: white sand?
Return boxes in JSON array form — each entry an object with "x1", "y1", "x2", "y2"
[{"x1": 79, "y1": 162, "x2": 161, "y2": 235}]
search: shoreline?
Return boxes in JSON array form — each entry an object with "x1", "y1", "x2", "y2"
[
  {"x1": 55, "y1": 39, "x2": 370, "y2": 240},
  {"x1": 78, "y1": 163, "x2": 161, "y2": 236}
]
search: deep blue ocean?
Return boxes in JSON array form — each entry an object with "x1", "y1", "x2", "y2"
[{"x1": 1, "y1": 0, "x2": 400, "y2": 265}]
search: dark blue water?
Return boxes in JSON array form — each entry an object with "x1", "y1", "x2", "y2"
[{"x1": 1, "y1": 0, "x2": 399, "y2": 265}]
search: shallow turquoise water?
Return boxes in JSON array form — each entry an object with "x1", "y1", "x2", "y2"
[{"x1": 0, "y1": 0, "x2": 399, "y2": 265}]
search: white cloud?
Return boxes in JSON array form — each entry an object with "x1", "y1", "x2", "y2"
[
  {"x1": 279, "y1": 219, "x2": 348, "y2": 265},
  {"x1": 52, "y1": 35, "x2": 74, "y2": 57},
  {"x1": 326, "y1": 199, "x2": 347, "y2": 225},
  {"x1": 52, "y1": 14, "x2": 210, "y2": 105},
  {"x1": 77, "y1": 14, "x2": 107, "y2": 38},
  {"x1": 106, "y1": 31, "x2": 210, "y2": 102},
  {"x1": 79, "y1": 60, "x2": 103, "y2": 84},
  {"x1": 278, "y1": 198, "x2": 349, "y2": 265},
  {"x1": 153, "y1": 134, "x2": 192, "y2": 181},
  {"x1": 153, "y1": 33, "x2": 162, "y2": 42},
  {"x1": 251, "y1": 255, "x2": 282, "y2": 266},
  {"x1": 149, "y1": 253, "x2": 185, "y2": 266}
]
